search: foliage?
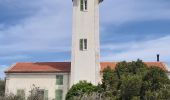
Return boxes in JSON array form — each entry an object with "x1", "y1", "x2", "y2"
[
  {"x1": 66, "y1": 81, "x2": 97, "y2": 100},
  {"x1": 0, "y1": 79, "x2": 5, "y2": 96},
  {"x1": 0, "y1": 84, "x2": 48, "y2": 100},
  {"x1": 0, "y1": 93, "x2": 24, "y2": 100},
  {"x1": 120, "y1": 74, "x2": 142, "y2": 100},
  {"x1": 67, "y1": 59, "x2": 170, "y2": 100},
  {"x1": 27, "y1": 84, "x2": 47, "y2": 100}
]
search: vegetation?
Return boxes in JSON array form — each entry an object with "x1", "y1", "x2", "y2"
[
  {"x1": 0, "y1": 79, "x2": 5, "y2": 96},
  {"x1": 66, "y1": 81, "x2": 97, "y2": 100},
  {"x1": 0, "y1": 84, "x2": 49, "y2": 100},
  {"x1": 66, "y1": 60, "x2": 170, "y2": 100},
  {"x1": 0, "y1": 60, "x2": 169, "y2": 100},
  {"x1": 27, "y1": 85, "x2": 47, "y2": 100}
]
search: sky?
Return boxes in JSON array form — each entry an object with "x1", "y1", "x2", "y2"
[{"x1": 0, "y1": 0, "x2": 170, "y2": 78}]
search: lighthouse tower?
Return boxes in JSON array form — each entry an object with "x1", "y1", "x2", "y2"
[{"x1": 71, "y1": 0, "x2": 103, "y2": 86}]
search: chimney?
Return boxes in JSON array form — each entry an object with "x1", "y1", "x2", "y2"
[{"x1": 157, "y1": 54, "x2": 160, "y2": 62}]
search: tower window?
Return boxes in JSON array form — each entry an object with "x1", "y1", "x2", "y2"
[
  {"x1": 84, "y1": 39, "x2": 87, "y2": 49},
  {"x1": 80, "y1": 39, "x2": 87, "y2": 51},
  {"x1": 80, "y1": 0, "x2": 88, "y2": 11},
  {"x1": 84, "y1": 0, "x2": 87, "y2": 10},
  {"x1": 80, "y1": 39, "x2": 84, "y2": 50}
]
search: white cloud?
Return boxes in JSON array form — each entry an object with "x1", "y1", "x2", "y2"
[
  {"x1": 0, "y1": 65, "x2": 8, "y2": 79},
  {"x1": 1, "y1": 0, "x2": 169, "y2": 57},
  {"x1": 0, "y1": 0, "x2": 72, "y2": 56},
  {"x1": 0, "y1": 55, "x2": 30, "y2": 60},
  {"x1": 0, "y1": 0, "x2": 169, "y2": 68},
  {"x1": 101, "y1": 35, "x2": 170, "y2": 63},
  {"x1": 101, "y1": 0, "x2": 170, "y2": 25},
  {"x1": 0, "y1": 65, "x2": 8, "y2": 72}
]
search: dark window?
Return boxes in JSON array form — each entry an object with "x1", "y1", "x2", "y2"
[
  {"x1": 84, "y1": 39, "x2": 87, "y2": 50},
  {"x1": 80, "y1": 39, "x2": 84, "y2": 50},
  {"x1": 80, "y1": 0, "x2": 84, "y2": 11},
  {"x1": 84, "y1": 0, "x2": 87, "y2": 10},
  {"x1": 80, "y1": 0, "x2": 87, "y2": 11},
  {"x1": 55, "y1": 89, "x2": 63, "y2": 100},
  {"x1": 80, "y1": 39, "x2": 87, "y2": 51},
  {"x1": 56, "y1": 75, "x2": 63, "y2": 85}
]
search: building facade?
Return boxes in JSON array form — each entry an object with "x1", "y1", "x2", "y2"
[{"x1": 5, "y1": 62, "x2": 168, "y2": 100}]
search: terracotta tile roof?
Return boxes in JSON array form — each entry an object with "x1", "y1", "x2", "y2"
[
  {"x1": 144, "y1": 62, "x2": 167, "y2": 71},
  {"x1": 5, "y1": 62, "x2": 71, "y2": 73},
  {"x1": 100, "y1": 62, "x2": 168, "y2": 72},
  {"x1": 100, "y1": 62, "x2": 117, "y2": 71},
  {"x1": 5, "y1": 62, "x2": 168, "y2": 73}
]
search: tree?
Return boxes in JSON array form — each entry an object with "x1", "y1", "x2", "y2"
[
  {"x1": 120, "y1": 75, "x2": 142, "y2": 100},
  {"x1": 106, "y1": 60, "x2": 148, "y2": 99},
  {"x1": 0, "y1": 79, "x2": 5, "y2": 96},
  {"x1": 101, "y1": 67, "x2": 119, "y2": 98},
  {"x1": 66, "y1": 81, "x2": 97, "y2": 100},
  {"x1": 27, "y1": 84, "x2": 48, "y2": 100},
  {"x1": 66, "y1": 60, "x2": 170, "y2": 100},
  {"x1": 141, "y1": 66, "x2": 170, "y2": 99}
]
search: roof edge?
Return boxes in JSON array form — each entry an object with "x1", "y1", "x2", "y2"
[
  {"x1": 5, "y1": 71, "x2": 70, "y2": 73},
  {"x1": 4, "y1": 63, "x2": 17, "y2": 73}
]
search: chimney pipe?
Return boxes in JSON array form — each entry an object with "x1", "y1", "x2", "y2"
[{"x1": 157, "y1": 54, "x2": 160, "y2": 62}]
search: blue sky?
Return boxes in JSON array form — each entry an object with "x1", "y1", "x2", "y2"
[{"x1": 0, "y1": 0, "x2": 170, "y2": 78}]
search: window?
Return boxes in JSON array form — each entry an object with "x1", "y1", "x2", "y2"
[
  {"x1": 37, "y1": 89, "x2": 48, "y2": 100},
  {"x1": 80, "y1": 39, "x2": 87, "y2": 51},
  {"x1": 56, "y1": 75, "x2": 63, "y2": 85},
  {"x1": 84, "y1": 39, "x2": 87, "y2": 49},
  {"x1": 44, "y1": 90, "x2": 48, "y2": 100},
  {"x1": 55, "y1": 89, "x2": 63, "y2": 100},
  {"x1": 80, "y1": 39, "x2": 83, "y2": 50},
  {"x1": 17, "y1": 89, "x2": 25, "y2": 97},
  {"x1": 84, "y1": 0, "x2": 87, "y2": 10},
  {"x1": 38, "y1": 89, "x2": 45, "y2": 99},
  {"x1": 80, "y1": 0, "x2": 88, "y2": 11},
  {"x1": 80, "y1": 0, "x2": 84, "y2": 11}
]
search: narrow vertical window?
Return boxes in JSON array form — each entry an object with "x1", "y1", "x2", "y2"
[
  {"x1": 80, "y1": 0, "x2": 84, "y2": 11},
  {"x1": 80, "y1": 0, "x2": 87, "y2": 11},
  {"x1": 56, "y1": 75, "x2": 63, "y2": 85},
  {"x1": 44, "y1": 90, "x2": 48, "y2": 100},
  {"x1": 55, "y1": 89, "x2": 63, "y2": 100},
  {"x1": 80, "y1": 39, "x2": 87, "y2": 51},
  {"x1": 84, "y1": 39, "x2": 87, "y2": 50},
  {"x1": 80, "y1": 39, "x2": 83, "y2": 50},
  {"x1": 84, "y1": 0, "x2": 87, "y2": 10}
]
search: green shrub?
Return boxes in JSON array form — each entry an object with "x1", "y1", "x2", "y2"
[
  {"x1": 66, "y1": 81, "x2": 97, "y2": 100},
  {"x1": 66, "y1": 60, "x2": 170, "y2": 100}
]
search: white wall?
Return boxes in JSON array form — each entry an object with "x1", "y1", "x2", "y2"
[
  {"x1": 5, "y1": 73, "x2": 70, "y2": 100},
  {"x1": 71, "y1": 0, "x2": 101, "y2": 86}
]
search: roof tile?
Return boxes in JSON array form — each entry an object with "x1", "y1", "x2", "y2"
[{"x1": 5, "y1": 62, "x2": 167, "y2": 73}]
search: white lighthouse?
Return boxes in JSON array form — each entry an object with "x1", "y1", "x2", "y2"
[{"x1": 71, "y1": 0, "x2": 103, "y2": 86}]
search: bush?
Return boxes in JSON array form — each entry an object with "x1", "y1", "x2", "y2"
[
  {"x1": 27, "y1": 84, "x2": 48, "y2": 100},
  {"x1": 66, "y1": 60, "x2": 170, "y2": 100},
  {"x1": 0, "y1": 84, "x2": 48, "y2": 100},
  {"x1": 66, "y1": 81, "x2": 97, "y2": 100},
  {"x1": 0, "y1": 93, "x2": 24, "y2": 100},
  {"x1": 0, "y1": 79, "x2": 5, "y2": 96}
]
